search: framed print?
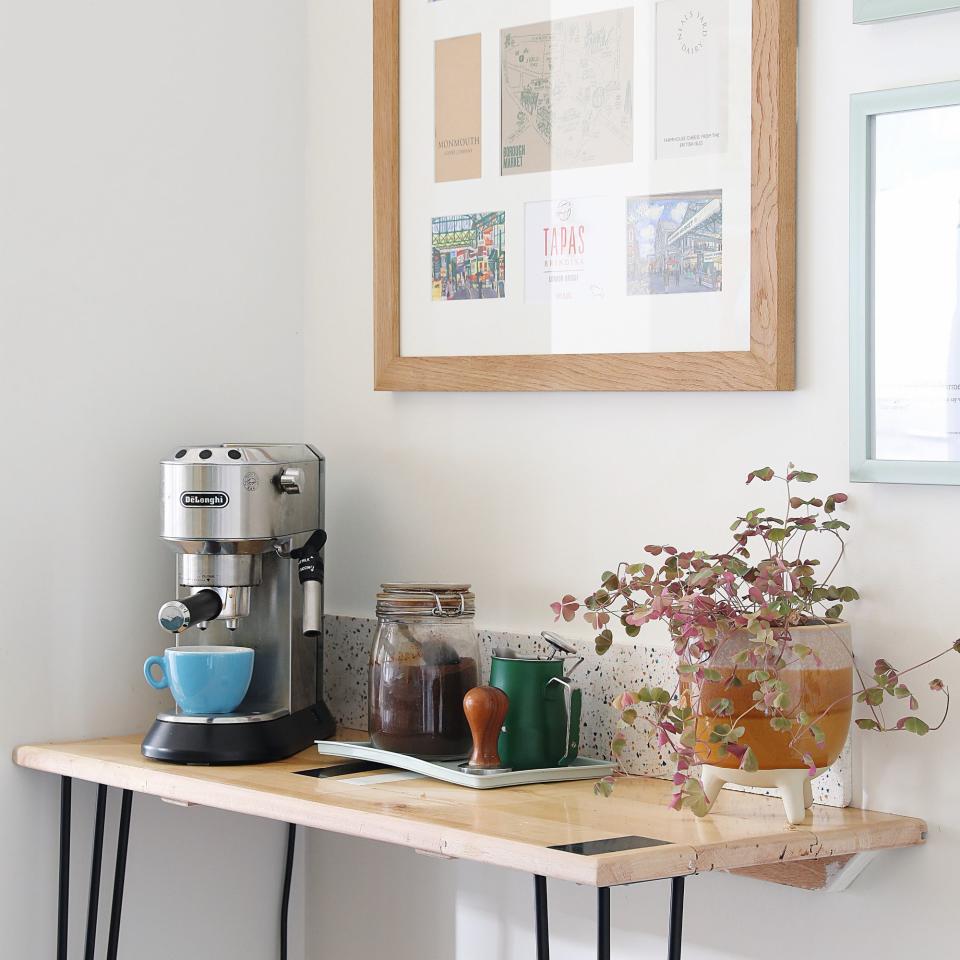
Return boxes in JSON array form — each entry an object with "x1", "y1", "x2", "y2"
[
  {"x1": 850, "y1": 80, "x2": 960, "y2": 484},
  {"x1": 373, "y1": 0, "x2": 797, "y2": 392},
  {"x1": 854, "y1": 0, "x2": 960, "y2": 23}
]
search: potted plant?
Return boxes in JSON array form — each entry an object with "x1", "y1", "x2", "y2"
[{"x1": 553, "y1": 466, "x2": 957, "y2": 822}]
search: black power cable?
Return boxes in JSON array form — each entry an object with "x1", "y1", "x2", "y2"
[{"x1": 281, "y1": 823, "x2": 297, "y2": 960}]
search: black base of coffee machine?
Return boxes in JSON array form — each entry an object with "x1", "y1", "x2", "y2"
[{"x1": 141, "y1": 702, "x2": 336, "y2": 765}]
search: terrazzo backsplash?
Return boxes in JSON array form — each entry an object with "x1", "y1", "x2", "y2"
[{"x1": 323, "y1": 615, "x2": 851, "y2": 808}]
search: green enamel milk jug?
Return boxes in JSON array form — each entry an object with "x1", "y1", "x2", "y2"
[{"x1": 488, "y1": 633, "x2": 582, "y2": 771}]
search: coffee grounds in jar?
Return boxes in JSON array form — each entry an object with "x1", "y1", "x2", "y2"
[{"x1": 370, "y1": 656, "x2": 478, "y2": 759}]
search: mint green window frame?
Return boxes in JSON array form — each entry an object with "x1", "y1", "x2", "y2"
[
  {"x1": 854, "y1": 0, "x2": 960, "y2": 22},
  {"x1": 850, "y1": 80, "x2": 960, "y2": 485}
]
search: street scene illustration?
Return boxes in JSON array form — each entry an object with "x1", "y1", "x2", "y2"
[
  {"x1": 626, "y1": 192, "x2": 723, "y2": 295},
  {"x1": 432, "y1": 211, "x2": 506, "y2": 301}
]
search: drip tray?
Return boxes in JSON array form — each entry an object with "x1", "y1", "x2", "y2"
[
  {"x1": 156, "y1": 708, "x2": 289, "y2": 725},
  {"x1": 315, "y1": 740, "x2": 616, "y2": 790}
]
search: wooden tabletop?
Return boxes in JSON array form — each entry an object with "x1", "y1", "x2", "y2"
[{"x1": 14, "y1": 735, "x2": 926, "y2": 888}]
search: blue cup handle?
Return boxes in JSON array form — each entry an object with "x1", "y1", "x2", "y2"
[{"x1": 144, "y1": 656, "x2": 169, "y2": 690}]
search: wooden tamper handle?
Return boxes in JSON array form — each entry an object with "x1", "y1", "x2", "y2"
[{"x1": 463, "y1": 686, "x2": 510, "y2": 772}]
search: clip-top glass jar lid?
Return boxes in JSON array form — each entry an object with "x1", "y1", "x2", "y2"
[{"x1": 376, "y1": 583, "x2": 475, "y2": 619}]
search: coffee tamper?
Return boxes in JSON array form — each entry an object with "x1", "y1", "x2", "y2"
[{"x1": 462, "y1": 686, "x2": 511, "y2": 775}]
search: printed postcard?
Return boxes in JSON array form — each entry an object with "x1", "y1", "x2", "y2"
[
  {"x1": 626, "y1": 192, "x2": 723, "y2": 296},
  {"x1": 435, "y1": 34, "x2": 482, "y2": 182},
  {"x1": 432, "y1": 212, "x2": 506, "y2": 301},
  {"x1": 655, "y1": 0, "x2": 729, "y2": 160},
  {"x1": 525, "y1": 197, "x2": 618, "y2": 304},
  {"x1": 501, "y1": 8, "x2": 634, "y2": 175}
]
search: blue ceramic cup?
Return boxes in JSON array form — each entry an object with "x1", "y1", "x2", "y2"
[{"x1": 144, "y1": 645, "x2": 254, "y2": 716}]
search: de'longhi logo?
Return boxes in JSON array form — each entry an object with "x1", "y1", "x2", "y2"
[{"x1": 180, "y1": 491, "x2": 229, "y2": 509}]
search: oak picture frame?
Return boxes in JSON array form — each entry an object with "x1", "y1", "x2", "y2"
[{"x1": 373, "y1": 0, "x2": 797, "y2": 392}]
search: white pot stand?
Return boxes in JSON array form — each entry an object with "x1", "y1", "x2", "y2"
[{"x1": 700, "y1": 765, "x2": 817, "y2": 825}]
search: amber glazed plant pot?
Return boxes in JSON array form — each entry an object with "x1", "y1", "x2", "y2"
[{"x1": 696, "y1": 621, "x2": 853, "y2": 824}]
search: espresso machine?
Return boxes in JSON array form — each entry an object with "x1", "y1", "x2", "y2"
[{"x1": 141, "y1": 443, "x2": 335, "y2": 764}]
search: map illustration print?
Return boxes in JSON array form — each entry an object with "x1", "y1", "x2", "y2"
[{"x1": 501, "y1": 8, "x2": 635, "y2": 175}]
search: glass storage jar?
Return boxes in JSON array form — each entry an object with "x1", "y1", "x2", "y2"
[{"x1": 369, "y1": 584, "x2": 479, "y2": 759}]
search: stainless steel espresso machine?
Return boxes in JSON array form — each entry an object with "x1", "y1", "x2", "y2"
[{"x1": 141, "y1": 443, "x2": 335, "y2": 764}]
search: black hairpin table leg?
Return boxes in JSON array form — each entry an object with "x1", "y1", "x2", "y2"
[
  {"x1": 58, "y1": 777, "x2": 72, "y2": 960},
  {"x1": 668, "y1": 877, "x2": 685, "y2": 960},
  {"x1": 595, "y1": 877, "x2": 686, "y2": 960},
  {"x1": 597, "y1": 887, "x2": 610, "y2": 960},
  {"x1": 534, "y1": 875, "x2": 550, "y2": 960},
  {"x1": 105, "y1": 789, "x2": 133, "y2": 960},
  {"x1": 83, "y1": 784, "x2": 108, "y2": 960}
]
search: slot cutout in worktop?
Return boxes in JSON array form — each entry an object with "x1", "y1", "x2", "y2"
[
  {"x1": 295, "y1": 761, "x2": 384, "y2": 779},
  {"x1": 550, "y1": 836, "x2": 671, "y2": 856}
]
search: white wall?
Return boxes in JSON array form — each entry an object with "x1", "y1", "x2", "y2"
[
  {"x1": 1, "y1": 2, "x2": 308, "y2": 957},
  {"x1": 4, "y1": 2, "x2": 959, "y2": 958},
  {"x1": 306, "y1": 2, "x2": 960, "y2": 958}
]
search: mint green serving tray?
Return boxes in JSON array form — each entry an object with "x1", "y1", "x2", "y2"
[{"x1": 315, "y1": 739, "x2": 615, "y2": 789}]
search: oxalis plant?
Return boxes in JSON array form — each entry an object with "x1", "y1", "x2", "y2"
[{"x1": 552, "y1": 465, "x2": 959, "y2": 814}]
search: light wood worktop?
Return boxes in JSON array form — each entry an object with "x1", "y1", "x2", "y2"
[{"x1": 14, "y1": 735, "x2": 926, "y2": 888}]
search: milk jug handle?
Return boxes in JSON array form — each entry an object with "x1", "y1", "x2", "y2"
[{"x1": 548, "y1": 676, "x2": 581, "y2": 767}]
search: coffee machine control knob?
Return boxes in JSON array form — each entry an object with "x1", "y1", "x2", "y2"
[{"x1": 278, "y1": 468, "x2": 303, "y2": 494}]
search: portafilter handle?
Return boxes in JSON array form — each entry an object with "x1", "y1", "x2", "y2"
[
  {"x1": 158, "y1": 589, "x2": 223, "y2": 634},
  {"x1": 291, "y1": 530, "x2": 327, "y2": 638}
]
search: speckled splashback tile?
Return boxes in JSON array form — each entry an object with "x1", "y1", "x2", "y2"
[
  {"x1": 323, "y1": 615, "x2": 373, "y2": 732},
  {"x1": 323, "y1": 615, "x2": 851, "y2": 808}
]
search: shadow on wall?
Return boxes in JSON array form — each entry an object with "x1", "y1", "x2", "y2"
[
  {"x1": 308, "y1": 833, "x2": 686, "y2": 959},
  {"x1": 308, "y1": 825, "x2": 941, "y2": 960},
  {"x1": 307, "y1": 832, "x2": 456, "y2": 958}
]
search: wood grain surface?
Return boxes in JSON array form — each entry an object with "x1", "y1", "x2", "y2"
[
  {"x1": 15, "y1": 735, "x2": 924, "y2": 889},
  {"x1": 731, "y1": 854, "x2": 859, "y2": 890}
]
